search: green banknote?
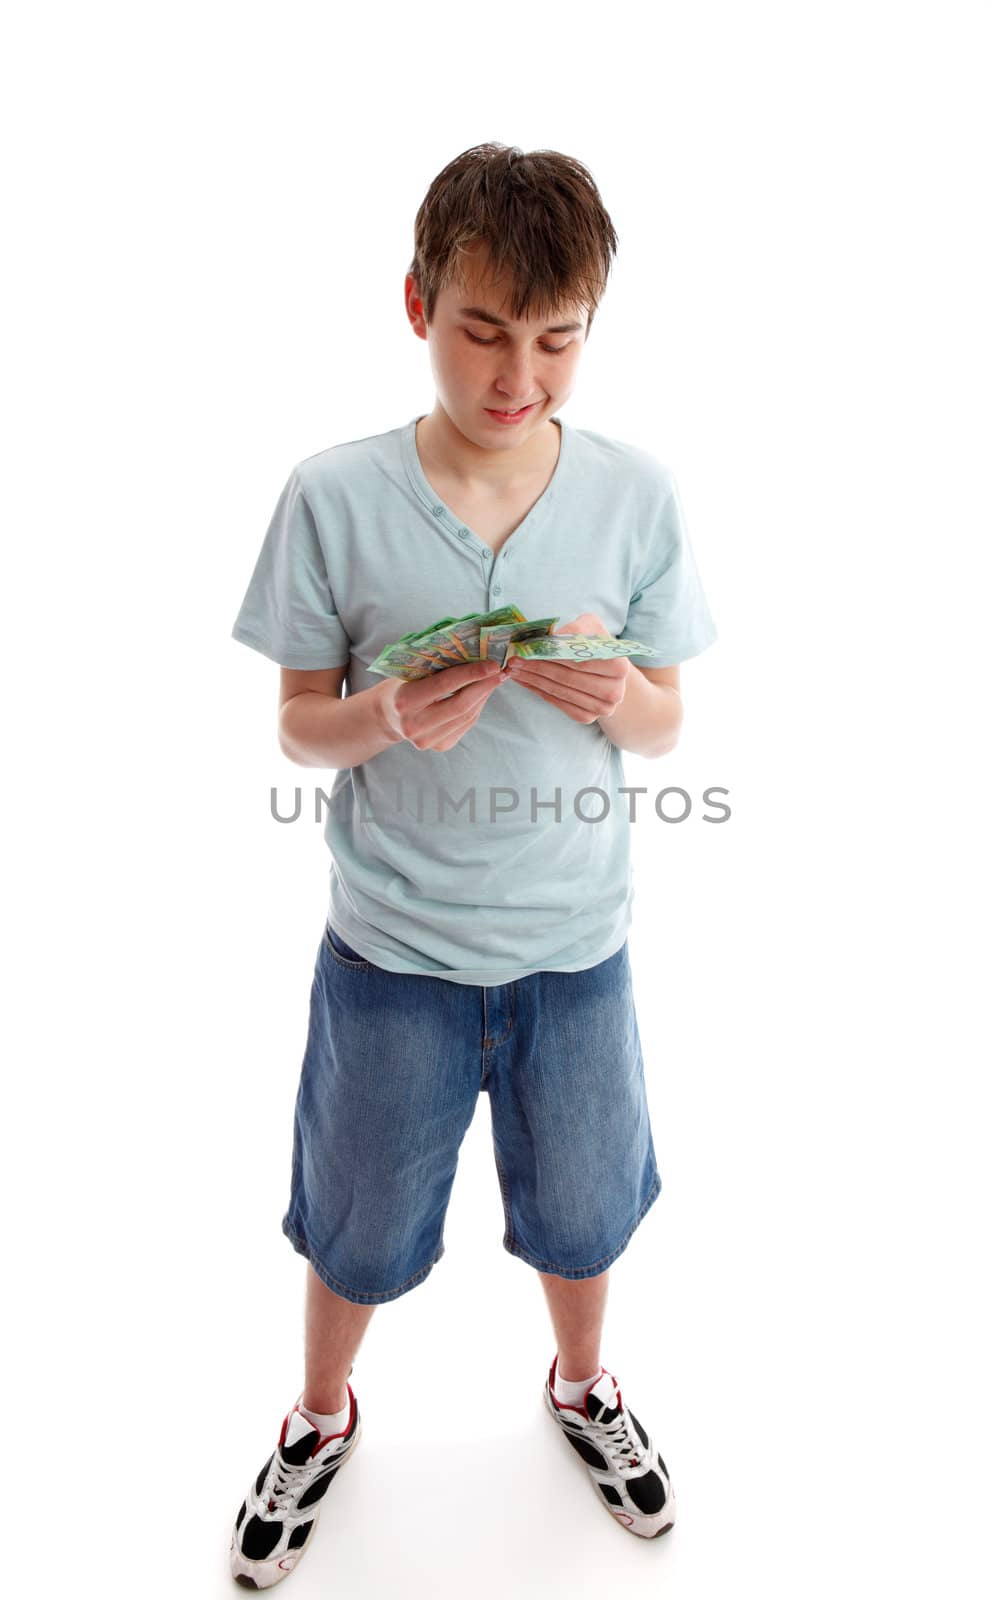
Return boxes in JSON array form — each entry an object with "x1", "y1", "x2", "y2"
[
  {"x1": 504, "y1": 635, "x2": 655, "y2": 663},
  {"x1": 413, "y1": 605, "x2": 527, "y2": 668},
  {"x1": 478, "y1": 617, "x2": 559, "y2": 665},
  {"x1": 369, "y1": 604, "x2": 656, "y2": 680},
  {"x1": 369, "y1": 614, "x2": 474, "y2": 679},
  {"x1": 369, "y1": 606, "x2": 524, "y2": 679}
]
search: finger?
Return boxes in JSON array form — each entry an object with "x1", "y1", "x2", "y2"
[
  {"x1": 434, "y1": 682, "x2": 499, "y2": 725},
  {"x1": 436, "y1": 705, "x2": 487, "y2": 747},
  {"x1": 510, "y1": 672, "x2": 612, "y2": 716},
  {"x1": 509, "y1": 659, "x2": 625, "y2": 689},
  {"x1": 433, "y1": 672, "x2": 503, "y2": 703},
  {"x1": 398, "y1": 673, "x2": 501, "y2": 745},
  {"x1": 418, "y1": 659, "x2": 501, "y2": 705},
  {"x1": 555, "y1": 613, "x2": 606, "y2": 636},
  {"x1": 413, "y1": 679, "x2": 500, "y2": 740},
  {"x1": 418, "y1": 698, "x2": 489, "y2": 748},
  {"x1": 512, "y1": 681, "x2": 600, "y2": 723}
]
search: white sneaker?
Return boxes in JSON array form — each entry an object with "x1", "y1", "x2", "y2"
[
  {"x1": 230, "y1": 1387, "x2": 362, "y2": 1588},
  {"x1": 543, "y1": 1354, "x2": 675, "y2": 1539}
]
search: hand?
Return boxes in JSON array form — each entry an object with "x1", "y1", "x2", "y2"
[
  {"x1": 505, "y1": 612, "x2": 630, "y2": 725},
  {"x1": 376, "y1": 657, "x2": 504, "y2": 751}
]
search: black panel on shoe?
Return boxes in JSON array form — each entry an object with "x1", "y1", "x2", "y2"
[
  {"x1": 562, "y1": 1431, "x2": 609, "y2": 1472},
  {"x1": 630, "y1": 1411, "x2": 650, "y2": 1451},
  {"x1": 625, "y1": 1469, "x2": 666, "y2": 1515},
  {"x1": 236, "y1": 1500, "x2": 247, "y2": 1530},
  {"x1": 242, "y1": 1514, "x2": 284, "y2": 1561},
  {"x1": 587, "y1": 1393, "x2": 620, "y2": 1424},
  {"x1": 281, "y1": 1430, "x2": 320, "y2": 1467},
  {"x1": 234, "y1": 1576, "x2": 259, "y2": 1588},
  {"x1": 298, "y1": 1465, "x2": 341, "y2": 1509},
  {"x1": 287, "y1": 1519, "x2": 314, "y2": 1549},
  {"x1": 598, "y1": 1482, "x2": 624, "y2": 1507},
  {"x1": 254, "y1": 1453, "x2": 274, "y2": 1496}
]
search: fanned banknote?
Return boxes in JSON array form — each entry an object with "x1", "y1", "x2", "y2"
[
  {"x1": 415, "y1": 605, "x2": 528, "y2": 667},
  {"x1": 369, "y1": 604, "x2": 655, "y2": 680},
  {"x1": 370, "y1": 606, "x2": 525, "y2": 679},
  {"x1": 503, "y1": 635, "x2": 654, "y2": 664},
  {"x1": 478, "y1": 617, "x2": 560, "y2": 664}
]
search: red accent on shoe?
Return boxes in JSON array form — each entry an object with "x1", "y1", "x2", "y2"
[
  {"x1": 295, "y1": 1389, "x2": 355, "y2": 1452},
  {"x1": 548, "y1": 1351, "x2": 611, "y2": 1414}
]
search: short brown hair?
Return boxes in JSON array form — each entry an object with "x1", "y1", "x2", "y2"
[{"x1": 408, "y1": 143, "x2": 618, "y2": 337}]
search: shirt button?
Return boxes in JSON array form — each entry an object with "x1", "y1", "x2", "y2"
[
  {"x1": 432, "y1": 504, "x2": 444, "y2": 516},
  {"x1": 456, "y1": 528, "x2": 468, "y2": 540},
  {"x1": 493, "y1": 584, "x2": 503, "y2": 595},
  {"x1": 482, "y1": 549, "x2": 492, "y2": 561}
]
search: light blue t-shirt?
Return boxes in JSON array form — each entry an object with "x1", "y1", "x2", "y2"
[{"x1": 232, "y1": 414, "x2": 717, "y2": 984}]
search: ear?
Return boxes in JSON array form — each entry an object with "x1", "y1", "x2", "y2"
[{"x1": 405, "y1": 274, "x2": 427, "y2": 336}]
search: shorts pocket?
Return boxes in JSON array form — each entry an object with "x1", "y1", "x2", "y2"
[{"x1": 324, "y1": 922, "x2": 375, "y2": 970}]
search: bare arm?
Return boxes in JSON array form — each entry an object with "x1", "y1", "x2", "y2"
[
  {"x1": 504, "y1": 609, "x2": 685, "y2": 760},
  {"x1": 277, "y1": 657, "x2": 504, "y2": 768},
  {"x1": 596, "y1": 664, "x2": 684, "y2": 759},
  {"x1": 278, "y1": 663, "x2": 396, "y2": 769}
]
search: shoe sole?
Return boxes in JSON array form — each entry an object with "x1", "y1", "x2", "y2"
[
  {"x1": 542, "y1": 1383, "x2": 674, "y2": 1539},
  {"x1": 230, "y1": 1415, "x2": 363, "y2": 1589}
]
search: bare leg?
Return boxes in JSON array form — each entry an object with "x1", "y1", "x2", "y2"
[
  {"x1": 303, "y1": 1262, "x2": 377, "y2": 1412},
  {"x1": 537, "y1": 1268, "x2": 610, "y2": 1379}
]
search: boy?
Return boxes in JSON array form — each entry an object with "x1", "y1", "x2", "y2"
[{"x1": 228, "y1": 142, "x2": 717, "y2": 1587}]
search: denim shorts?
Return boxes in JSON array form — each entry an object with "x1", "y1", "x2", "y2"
[{"x1": 280, "y1": 922, "x2": 662, "y2": 1305}]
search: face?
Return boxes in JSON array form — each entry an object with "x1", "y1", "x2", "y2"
[{"x1": 405, "y1": 245, "x2": 589, "y2": 450}]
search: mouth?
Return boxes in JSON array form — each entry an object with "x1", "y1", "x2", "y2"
[{"x1": 484, "y1": 401, "x2": 540, "y2": 423}]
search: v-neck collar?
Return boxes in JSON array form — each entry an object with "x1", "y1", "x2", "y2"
[{"x1": 400, "y1": 413, "x2": 568, "y2": 561}]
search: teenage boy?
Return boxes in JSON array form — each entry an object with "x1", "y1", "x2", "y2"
[{"x1": 228, "y1": 143, "x2": 717, "y2": 1588}]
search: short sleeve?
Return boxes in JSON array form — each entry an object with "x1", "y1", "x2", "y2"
[
  {"x1": 230, "y1": 467, "x2": 351, "y2": 669},
  {"x1": 624, "y1": 470, "x2": 718, "y2": 667}
]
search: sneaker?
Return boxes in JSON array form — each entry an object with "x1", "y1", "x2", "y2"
[
  {"x1": 543, "y1": 1354, "x2": 675, "y2": 1538},
  {"x1": 229, "y1": 1385, "x2": 362, "y2": 1588}
]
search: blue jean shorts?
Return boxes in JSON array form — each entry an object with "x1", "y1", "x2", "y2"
[{"x1": 280, "y1": 922, "x2": 662, "y2": 1305}]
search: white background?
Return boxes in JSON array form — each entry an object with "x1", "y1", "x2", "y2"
[{"x1": 4, "y1": 3, "x2": 992, "y2": 1595}]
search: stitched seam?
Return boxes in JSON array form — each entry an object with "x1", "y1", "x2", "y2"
[{"x1": 323, "y1": 924, "x2": 374, "y2": 970}]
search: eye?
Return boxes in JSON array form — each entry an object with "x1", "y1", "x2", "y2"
[{"x1": 465, "y1": 331, "x2": 570, "y2": 355}]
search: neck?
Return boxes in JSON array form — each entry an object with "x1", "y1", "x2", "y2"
[{"x1": 416, "y1": 407, "x2": 560, "y2": 493}]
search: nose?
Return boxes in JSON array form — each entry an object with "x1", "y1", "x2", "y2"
[{"x1": 495, "y1": 346, "x2": 539, "y2": 404}]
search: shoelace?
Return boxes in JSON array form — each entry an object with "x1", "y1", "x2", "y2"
[
  {"x1": 262, "y1": 1450, "x2": 327, "y2": 1514},
  {"x1": 585, "y1": 1406, "x2": 646, "y2": 1472}
]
